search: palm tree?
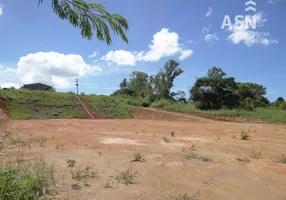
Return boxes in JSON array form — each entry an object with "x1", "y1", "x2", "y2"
[{"x1": 35, "y1": 0, "x2": 129, "y2": 45}]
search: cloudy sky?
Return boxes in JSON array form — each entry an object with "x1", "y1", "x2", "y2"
[{"x1": 0, "y1": 0, "x2": 285, "y2": 100}]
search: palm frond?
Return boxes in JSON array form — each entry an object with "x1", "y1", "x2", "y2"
[{"x1": 35, "y1": 0, "x2": 129, "y2": 45}]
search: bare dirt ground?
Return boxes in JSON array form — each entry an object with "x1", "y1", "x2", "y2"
[{"x1": 1, "y1": 110, "x2": 286, "y2": 200}]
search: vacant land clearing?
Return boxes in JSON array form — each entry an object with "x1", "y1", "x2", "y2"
[{"x1": 1, "y1": 110, "x2": 286, "y2": 200}]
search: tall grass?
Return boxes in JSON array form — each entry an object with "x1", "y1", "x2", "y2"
[
  {"x1": 0, "y1": 157, "x2": 56, "y2": 199},
  {"x1": 83, "y1": 95, "x2": 133, "y2": 119},
  {"x1": 150, "y1": 100, "x2": 286, "y2": 123},
  {"x1": 0, "y1": 89, "x2": 86, "y2": 119}
]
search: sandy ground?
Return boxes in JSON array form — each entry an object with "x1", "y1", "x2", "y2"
[{"x1": 1, "y1": 112, "x2": 286, "y2": 200}]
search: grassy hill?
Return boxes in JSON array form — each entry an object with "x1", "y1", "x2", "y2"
[
  {"x1": 0, "y1": 89, "x2": 133, "y2": 120},
  {"x1": 83, "y1": 95, "x2": 133, "y2": 119},
  {"x1": 0, "y1": 89, "x2": 86, "y2": 119}
]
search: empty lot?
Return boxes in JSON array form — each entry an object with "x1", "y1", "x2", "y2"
[{"x1": 1, "y1": 113, "x2": 286, "y2": 200}]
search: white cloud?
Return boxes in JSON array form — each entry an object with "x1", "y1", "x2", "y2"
[
  {"x1": 202, "y1": 24, "x2": 212, "y2": 34},
  {"x1": 0, "y1": 5, "x2": 3, "y2": 16},
  {"x1": 179, "y1": 50, "x2": 193, "y2": 60},
  {"x1": 186, "y1": 40, "x2": 198, "y2": 44},
  {"x1": 267, "y1": 0, "x2": 285, "y2": 3},
  {"x1": 101, "y1": 50, "x2": 136, "y2": 66},
  {"x1": 204, "y1": 33, "x2": 219, "y2": 43},
  {"x1": 205, "y1": 7, "x2": 213, "y2": 17},
  {"x1": 88, "y1": 51, "x2": 97, "y2": 59},
  {"x1": 16, "y1": 52, "x2": 101, "y2": 88},
  {"x1": 137, "y1": 28, "x2": 183, "y2": 62},
  {"x1": 101, "y1": 28, "x2": 193, "y2": 66},
  {"x1": 226, "y1": 12, "x2": 270, "y2": 47}
]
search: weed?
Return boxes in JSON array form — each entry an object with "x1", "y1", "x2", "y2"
[
  {"x1": 250, "y1": 149, "x2": 262, "y2": 159},
  {"x1": 202, "y1": 178, "x2": 213, "y2": 185},
  {"x1": 169, "y1": 190, "x2": 200, "y2": 200},
  {"x1": 184, "y1": 152, "x2": 198, "y2": 160},
  {"x1": 133, "y1": 153, "x2": 145, "y2": 162},
  {"x1": 162, "y1": 136, "x2": 170, "y2": 143},
  {"x1": 98, "y1": 152, "x2": 102, "y2": 157},
  {"x1": 275, "y1": 154, "x2": 286, "y2": 164},
  {"x1": 55, "y1": 144, "x2": 64, "y2": 151},
  {"x1": 66, "y1": 159, "x2": 76, "y2": 168},
  {"x1": 184, "y1": 152, "x2": 212, "y2": 162},
  {"x1": 16, "y1": 151, "x2": 25, "y2": 166},
  {"x1": 40, "y1": 136, "x2": 47, "y2": 147},
  {"x1": 0, "y1": 157, "x2": 56, "y2": 199},
  {"x1": 104, "y1": 179, "x2": 113, "y2": 188},
  {"x1": 235, "y1": 157, "x2": 250, "y2": 163},
  {"x1": 71, "y1": 167, "x2": 92, "y2": 182},
  {"x1": 240, "y1": 131, "x2": 250, "y2": 140},
  {"x1": 199, "y1": 156, "x2": 213, "y2": 162},
  {"x1": 116, "y1": 168, "x2": 138, "y2": 185},
  {"x1": 171, "y1": 131, "x2": 175, "y2": 137}
]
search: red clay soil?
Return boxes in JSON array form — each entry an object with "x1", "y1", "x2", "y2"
[
  {"x1": 3, "y1": 118, "x2": 286, "y2": 200},
  {"x1": 132, "y1": 107, "x2": 210, "y2": 123},
  {"x1": 0, "y1": 98, "x2": 10, "y2": 118},
  {"x1": 73, "y1": 95, "x2": 101, "y2": 119}
]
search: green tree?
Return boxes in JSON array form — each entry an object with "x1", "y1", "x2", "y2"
[
  {"x1": 237, "y1": 82, "x2": 269, "y2": 107},
  {"x1": 120, "y1": 78, "x2": 127, "y2": 89},
  {"x1": 190, "y1": 68, "x2": 239, "y2": 110},
  {"x1": 275, "y1": 97, "x2": 285, "y2": 103},
  {"x1": 153, "y1": 60, "x2": 184, "y2": 99},
  {"x1": 207, "y1": 67, "x2": 227, "y2": 79},
  {"x1": 127, "y1": 71, "x2": 149, "y2": 97},
  {"x1": 36, "y1": 0, "x2": 129, "y2": 44}
]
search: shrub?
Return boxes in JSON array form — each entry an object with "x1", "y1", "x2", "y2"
[
  {"x1": 133, "y1": 153, "x2": 144, "y2": 162},
  {"x1": 275, "y1": 154, "x2": 286, "y2": 164},
  {"x1": 116, "y1": 168, "x2": 138, "y2": 185},
  {"x1": 171, "y1": 131, "x2": 175, "y2": 137},
  {"x1": 240, "y1": 131, "x2": 250, "y2": 140},
  {"x1": 235, "y1": 157, "x2": 250, "y2": 163},
  {"x1": 169, "y1": 191, "x2": 200, "y2": 200},
  {"x1": 0, "y1": 157, "x2": 56, "y2": 199}
]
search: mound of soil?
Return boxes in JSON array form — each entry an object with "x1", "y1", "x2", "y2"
[
  {"x1": 132, "y1": 107, "x2": 208, "y2": 123},
  {"x1": 0, "y1": 98, "x2": 10, "y2": 120}
]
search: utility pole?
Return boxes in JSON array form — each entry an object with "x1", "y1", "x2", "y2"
[{"x1": 76, "y1": 78, "x2": 79, "y2": 95}]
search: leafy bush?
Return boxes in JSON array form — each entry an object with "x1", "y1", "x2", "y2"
[
  {"x1": 0, "y1": 157, "x2": 56, "y2": 199},
  {"x1": 116, "y1": 168, "x2": 138, "y2": 185},
  {"x1": 151, "y1": 99, "x2": 173, "y2": 108},
  {"x1": 240, "y1": 131, "x2": 250, "y2": 140}
]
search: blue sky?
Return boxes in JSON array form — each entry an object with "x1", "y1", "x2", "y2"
[{"x1": 0, "y1": 0, "x2": 285, "y2": 101}]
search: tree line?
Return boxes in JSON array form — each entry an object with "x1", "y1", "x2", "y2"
[{"x1": 113, "y1": 59, "x2": 285, "y2": 111}]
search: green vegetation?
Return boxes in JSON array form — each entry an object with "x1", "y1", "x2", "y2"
[
  {"x1": 0, "y1": 157, "x2": 56, "y2": 200},
  {"x1": 275, "y1": 154, "x2": 286, "y2": 164},
  {"x1": 184, "y1": 152, "x2": 213, "y2": 162},
  {"x1": 116, "y1": 168, "x2": 138, "y2": 185},
  {"x1": 235, "y1": 157, "x2": 250, "y2": 163},
  {"x1": 35, "y1": 0, "x2": 129, "y2": 45},
  {"x1": 133, "y1": 153, "x2": 144, "y2": 162},
  {"x1": 112, "y1": 63, "x2": 285, "y2": 123},
  {"x1": 83, "y1": 95, "x2": 133, "y2": 119},
  {"x1": 169, "y1": 191, "x2": 200, "y2": 200},
  {"x1": 0, "y1": 89, "x2": 86, "y2": 119},
  {"x1": 171, "y1": 131, "x2": 175, "y2": 137},
  {"x1": 240, "y1": 131, "x2": 250, "y2": 140}
]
